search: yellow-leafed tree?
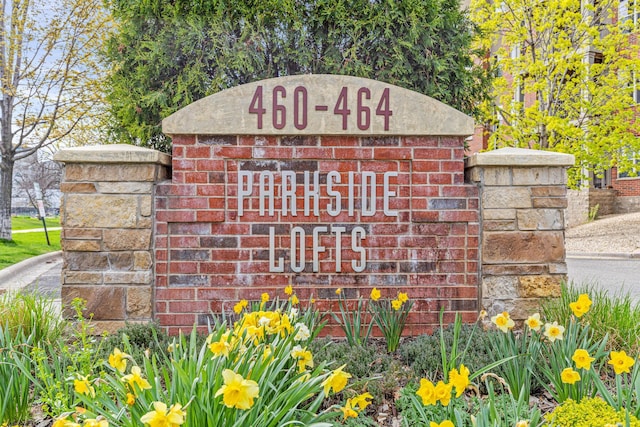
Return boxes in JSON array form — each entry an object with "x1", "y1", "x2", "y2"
[
  {"x1": 0, "y1": 0, "x2": 111, "y2": 240},
  {"x1": 471, "y1": 0, "x2": 640, "y2": 186}
]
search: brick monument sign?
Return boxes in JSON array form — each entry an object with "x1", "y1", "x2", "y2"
[{"x1": 55, "y1": 75, "x2": 574, "y2": 334}]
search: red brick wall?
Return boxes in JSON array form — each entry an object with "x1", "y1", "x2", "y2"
[
  {"x1": 612, "y1": 167, "x2": 640, "y2": 197},
  {"x1": 154, "y1": 134, "x2": 479, "y2": 335}
]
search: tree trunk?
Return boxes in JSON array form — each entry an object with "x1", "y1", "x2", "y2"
[{"x1": 0, "y1": 157, "x2": 14, "y2": 241}]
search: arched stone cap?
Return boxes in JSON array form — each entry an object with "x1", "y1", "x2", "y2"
[
  {"x1": 162, "y1": 74, "x2": 474, "y2": 137},
  {"x1": 54, "y1": 144, "x2": 171, "y2": 165},
  {"x1": 466, "y1": 147, "x2": 575, "y2": 167}
]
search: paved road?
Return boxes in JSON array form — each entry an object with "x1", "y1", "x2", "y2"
[{"x1": 567, "y1": 256, "x2": 640, "y2": 302}]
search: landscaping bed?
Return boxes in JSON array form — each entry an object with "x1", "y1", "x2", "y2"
[{"x1": 1, "y1": 283, "x2": 639, "y2": 426}]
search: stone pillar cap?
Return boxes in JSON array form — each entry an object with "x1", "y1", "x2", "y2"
[
  {"x1": 466, "y1": 147, "x2": 575, "y2": 167},
  {"x1": 54, "y1": 144, "x2": 171, "y2": 166},
  {"x1": 162, "y1": 74, "x2": 474, "y2": 137}
]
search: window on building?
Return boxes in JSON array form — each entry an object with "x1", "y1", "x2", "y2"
[
  {"x1": 631, "y1": 72, "x2": 640, "y2": 104},
  {"x1": 618, "y1": 150, "x2": 640, "y2": 178},
  {"x1": 619, "y1": 0, "x2": 640, "y2": 30}
]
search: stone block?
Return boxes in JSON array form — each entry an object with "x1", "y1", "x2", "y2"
[
  {"x1": 62, "y1": 240, "x2": 101, "y2": 252},
  {"x1": 138, "y1": 217, "x2": 152, "y2": 228},
  {"x1": 482, "y1": 231, "x2": 565, "y2": 264},
  {"x1": 531, "y1": 186, "x2": 566, "y2": 197},
  {"x1": 532, "y1": 197, "x2": 568, "y2": 208},
  {"x1": 512, "y1": 167, "x2": 549, "y2": 186},
  {"x1": 134, "y1": 252, "x2": 153, "y2": 270},
  {"x1": 482, "y1": 276, "x2": 518, "y2": 299},
  {"x1": 65, "y1": 252, "x2": 109, "y2": 271},
  {"x1": 59, "y1": 183, "x2": 96, "y2": 193},
  {"x1": 64, "y1": 163, "x2": 158, "y2": 182},
  {"x1": 104, "y1": 271, "x2": 152, "y2": 285},
  {"x1": 517, "y1": 209, "x2": 564, "y2": 230},
  {"x1": 482, "y1": 187, "x2": 531, "y2": 209},
  {"x1": 483, "y1": 220, "x2": 516, "y2": 231},
  {"x1": 548, "y1": 263, "x2": 568, "y2": 274},
  {"x1": 483, "y1": 167, "x2": 512, "y2": 186},
  {"x1": 483, "y1": 264, "x2": 548, "y2": 275},
  {"x1": 63, "y1": 271, "x2": 103, "y2": 284},
  {"x1": 548, "y1": 168, "x2": 567, "y2": 185},
  {"x1": 64, "y1": 194, "x2": 138, "y2": 228},
  {"x1": 62, "y1": 286, "x2": 125, "y2": 320},
  {"x1": 108, "y1": 252, "x2": 134, "y2": 270},
  {"x1": 63, "y1": 228, "x2": 102, "y2": 239},
  {"x1": 103, "y1": 229, "x2": 152, "y2": 251},
  {"x1": 518, "y1": 275, "x2": 562, "y2": 298},
  {"x1": 483, "y1": 209, "x2": 516, "y2": 220},
  {"x1": 96, "y1": 182, "x2": 153, "y2": 194},
  {"x1": 140, "y1": 195, "x2": 152, "y2": 217},
  {"x1": 127, "y1": 287, "x2": 153, "y2": 319}
]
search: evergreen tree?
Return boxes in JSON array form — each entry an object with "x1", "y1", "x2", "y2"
[{"x1": 105, "y1": 0, "x2": 489, "y2": 152}]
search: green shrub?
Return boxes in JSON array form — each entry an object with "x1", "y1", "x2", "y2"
[
  {"x1": 100, "y1": 321, "x2": 172, "y2": 362},
  {"x1": 310, "y1": 338, "x2": 411, "y2": 405},
  {"x1": 541, "y1": 282, "x2": 640, "y2": 353},
  {"x1": 399, "y1": 325, "x2": 495, "y2": 380},
  {"x1": 544, "y1": 397, "x2": 640, "y2": 426}
]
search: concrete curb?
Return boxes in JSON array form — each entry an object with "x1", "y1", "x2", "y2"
[
  {"x1": 567, "y1": 252, "x2": 640, "y2": 260},
  {"x1": 0, "y1": 251, "x2": 63, "y2": 287}
]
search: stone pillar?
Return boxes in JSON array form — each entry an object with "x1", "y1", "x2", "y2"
[
  {"x1": 466, "y1": 148, "x2": 574, "y2": 320},
  {"x1": 54, "y1": 145, "x2": 170, "y2": 333}
]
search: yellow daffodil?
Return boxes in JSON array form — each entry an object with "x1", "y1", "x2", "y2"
[
  {"x1": 291, "y1": 345, "x2": 314, "y2": 372},
  {"x1": 430, "y1": 421, "x2": 454, "y2": 427},
  {"x1": 340, "y1": 400, "x2": 359, "y2": 420},
  {"x1": 83, "y1": 418, "x2": 108, "y2": 427},
  {"x1": 214, "y1": 369, "x2": 259, "y2": 410},
  {"x1": 335, "y1": 288, "x2": 342, "y2": 295},
  {"x1": 126, "y1": 392, "x2": 136, "y2": 406},
  {"x1": 491, "y1": 311, "x2": 515, "y2": 333},
  {"x1": 322, "y1": 365, "x2": 351, "y2": 395},
  {"x1": 479, "y1": 309, "x2": 487, "y2": 320},
  {"x1": 74, "y1": 375, "x2": 95, "y2": 398},
  {"x1": 350, "y1": 392, "x2": 373, "y2": 411},
  {"x1": 572, "y1": 349, "x2": 595, "y2": 370},
  {"x1": 370, "y1": 287, "x2": 381, "y2": 301},
  {"x1": 543, "y1": 322, "x2": 565, "y2": 342},
  {"x1": 416, "y1": 378, "x2": 436, "y2": 406},
  {"x1": 208, "y1": 334, "x2": 232, "y2": 358},
  {"x1": 516, "y1": 421, "x2": 530, "y2": 427},
  {"x1": 284, "y1": 285, "x2": 293, "y2": 295},
  {"x1": 140, "y1": 402, "x2": 186, "y2": 427},
  {"x1": 449, "y1": 364, "x2": 470, "y2": 397},
  {"x1": 560, "y1": 367, "x2": 581, "y2": 384},
  {"x1": 525, "y1": 313, "x2": 542, "y2": 332},
  {"x1": 434, "y1": 381, "x2": 453, "y2": 406},
  {"x1": 398, "y1": 292, "x2": 409, "y2": 303},
  {"x1": 122, "y1": 366, "x2": 152, "y2": 394},
  {"x1": 569, "y1": 293, "x2": 592, "y2": 318},
  {"x1": 261, "y1": 293, "x2": 270, "y2": 303},
  {"x1": 608, "y1": 350, "x2": 635, "y2": 375},
  {"x1": 233, "y1": 300, "x2": 247, "y2": 314},
  {"x1": 391, "y1": 299, "x2": 403, "y2": 310},
  {"x1": 108, "y1": 348, "x2": 129, "y2": 373},
  {"x1": 290, "y1": 294, "x2": 299, "y2": 305},
  {"x1": 52, "y1": 418, "x2": 81, "y2": 427}
]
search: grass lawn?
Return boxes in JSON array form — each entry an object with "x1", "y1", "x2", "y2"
[
  {"x1": 0, "y1": 217, "x2": 61, "y2": 270},
  {"x1": 11, "y1": 216, "x2": 61, "y2": 230}
]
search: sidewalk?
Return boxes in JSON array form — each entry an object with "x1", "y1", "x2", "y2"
[{"x1": 0, "y1": 251, "x2": 62, "y2": 296}]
